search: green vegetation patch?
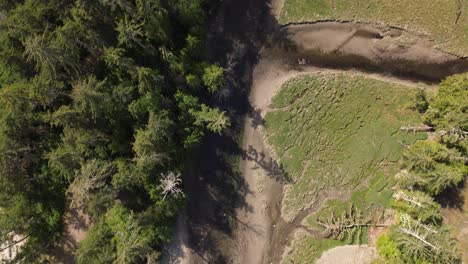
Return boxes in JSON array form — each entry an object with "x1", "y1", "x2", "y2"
[
  {"x1": 282, "y1": 232, "x2": 346, "y2": 264},
  {"x1": 280, "y1": 0, "x2": 468, "y2": 56},
  {"x1": 305, "y1": 172, "x2": 394, "y2": 234},
  {"x1": 289, "y1": 173, "x2": 393, "y2": 263},
  {"x1": 0, "y1": 0, "x2": 230, "y2": 262},
  {"x1": 350, "y1": 171, "x2": 394, "y2": 209},
  {"x1": 264, "y1": 73, "x2": 424, "y2": 221}
]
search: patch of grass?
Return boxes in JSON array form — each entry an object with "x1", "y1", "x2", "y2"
[
  {"x1": 297, "y1": 172, "x2": 393, "y2": 256},
  {"x1": 307, "y1": 199, "x2": 371, "y2": 242},
  {"x1": 265, "y1": 73, "x2": 424, "y2": 221},
  {"x1": 347, "y1": 171, "x2": 395, "y2": 212},
  {"x1": 284, "y1": 199, "x2": 377, "y2": 263},
  {"x1": 282, "y1": 233, "x2": 346, "y2": 264},
  {"x1": 280, "y1": 0, "x2": 468, "y2": 56}
]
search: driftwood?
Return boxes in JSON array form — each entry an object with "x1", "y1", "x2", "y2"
[
  {"x1": 393, "y1": 191, "x2": 424, "y2": 208},
  {"x1": 0, "y1": 234, "x2": 29, "y2": 252},
  {"x1": 452, "y1": 156, "x2": 468, "y2": 164},
  {"x1": 400, "y1": 125, "x2": 434, "y2": 133},
  {"x1": 401, "y1": 126, "x2": 468, "y2": 136}
]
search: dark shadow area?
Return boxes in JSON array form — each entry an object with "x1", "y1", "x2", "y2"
[
  {"x1": 217, "y1": 202, "x2": 265, "y2": 236},
  {"x1": 177, "y1": 0, "x2": 280, "y2": 262},
  {"x1": 182, "y1": 134, "x2": 255, "y2": 263},
  {"x1": 241, "y1": 145, "x2": 291, "y2": 184},
  {"x1": 436, "y1": 180, "x2": 466, "y2": 210},
  {"x1": 48, "y1": 206, "x2": 90, "y2": 263},
  {"x1": 248, "y1": 107, "x2": 265, "y2": 129},
  {"x1": 68, "y1": 207, "x2": 89, "y2": 231},
  {"x1": 168, "y1": 0, "x2": 468, "y2": 262}
]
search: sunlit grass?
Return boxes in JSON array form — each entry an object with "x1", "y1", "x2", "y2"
[
  {"x1": 266, "y1": 73, "x2": 426, "y2": 262},
  {"x1": 265, "y1": 73, "x2": 425, "y2": 220}
]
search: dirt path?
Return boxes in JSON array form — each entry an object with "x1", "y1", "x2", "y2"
[
  {"x1": 50, "y1": 206, "x2": 91, "y2": 263},
  {"x1": 162, "y1": 0, "x2": 468, "y2": 263},
  {"x1": 441, "y1": 180, "x2": 468, "y2": 263}
]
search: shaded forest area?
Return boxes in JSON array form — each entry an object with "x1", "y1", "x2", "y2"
[{"x1": 0, "y1": 0, "x2": 228, "y2": 263}]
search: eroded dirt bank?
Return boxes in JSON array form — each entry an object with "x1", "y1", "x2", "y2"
[
  {"x1": 161, "y1": 0, "x2": 468, "y2": 263},
  {"x1": 276, "y1": 22, "x2": 468, "y2": 81}
]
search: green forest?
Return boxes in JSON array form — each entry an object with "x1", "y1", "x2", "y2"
[
  {"x1": 0, "y1": 0, "x2": 228, "y2": 263},
  {"x1": 1, "y1": 0, "x2": 467, "y2": 263},
  {"x1": 376, "y1": 74, "x2": 468, "y2": 264}
]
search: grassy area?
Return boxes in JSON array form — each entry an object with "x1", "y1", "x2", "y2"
[
  {"x1": 279, "y1": 0, "x2": 468, "y2": 56},
  {"x1": 265, "y1": 73, "x2": 428, "y2": 263},
  {"x1": 282, "y1": 232, "x2": 346, "y2": 264},
  {"x1": 265, "y1": 73, "x2": 424, "y2": 222},
  {"x1": 305, "y1": 170, "x2": 395, "y2": 230},
  {"x1": 281, "y1": 170, "x2": 396, "y2": 263}
]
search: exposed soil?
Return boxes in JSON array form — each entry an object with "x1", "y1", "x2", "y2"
[
  {"x1": 440, "y1": 180, "x2": 468, "y2": 263},
  {"x1": 50, "y1": 206, "x2": 91, "y2": 263},
  {"x1": 275, "y1": 23, "x2": 468, "y2": 81},
  {"x1": 161, "y1": 0, "x2": 468, "y2": 263},
  {"x1": 315, "y1": 245, "x2": 377, "y2": 264}
]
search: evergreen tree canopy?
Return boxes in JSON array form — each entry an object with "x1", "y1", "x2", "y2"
[
  {"x1": 0, "y1": 0, "x2": 226, "y2": 261},
  {"x1": 424, "y1": 73, "x2": 468, "y2": 131}
]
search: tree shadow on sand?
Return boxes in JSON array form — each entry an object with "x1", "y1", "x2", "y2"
[
  {"x1": 248, "y1": 107, "x2": 265, "y2": 129},
  {"x1": 241, "y1": 145, "x2": 291, "y2": 184},
  {"x1": 158, "y1": 0, "x2": 309, "y2": 259},
  {"x1": 170, "y1": 0, "x2": 284, "y2": 262},
  {"x1": 48, "y1": 205, "x2": 91, "y2": 263}
]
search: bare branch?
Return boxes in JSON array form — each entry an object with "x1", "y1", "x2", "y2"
[
  {"x1": 159, "y1": 172, "x2": 184, "y2": 200},
  {"x1": 398, "y1": 214, "x2": 440, "y2": 252},
  {"x1": 393, "y1": 191, "x2": 423, "y2": 208},
  {"x1": 316, "y1": 204, "x2": 388, "y2": 240},
  {"x1": 400, "y1": 125, "x2": 434, "y2": 133},
  {"x1": 0, "y1": 234, "x2": 29, "y2": 252},
  {"x1": 68, "y1": 160, "x2": 115, "y2": 208}
]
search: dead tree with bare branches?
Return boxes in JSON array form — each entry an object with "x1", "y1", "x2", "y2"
[
  {"x1": 159, "y1": 171, "x2": 183, "y2": 200},
  {"x1": 316, "y1": 204, "x2": 388, "y2": 241}
]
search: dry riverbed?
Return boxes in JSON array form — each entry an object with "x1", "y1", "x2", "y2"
[{"x1": 161, "y1": 0, "x2": 468, "y2": 263}]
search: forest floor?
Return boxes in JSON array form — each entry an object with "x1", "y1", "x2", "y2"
[
  {"x1": 162, "y1": 0, "x2": 468, "y2": 263},
  {"x1": 441, "y1": 179, "x2": 468, "y2": 263},
  {"x1": 49, "y1": 206, "x2": 90, "y2": 263}
]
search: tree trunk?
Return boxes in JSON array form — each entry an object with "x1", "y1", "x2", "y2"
[{"x1": 400, "y1": 125, "x2": 434, "y2": 132}]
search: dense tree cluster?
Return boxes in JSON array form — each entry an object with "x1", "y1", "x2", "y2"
[
  {"x1": 0, "y1": 0, "x2": 228, "y2": 262},
  {"x1": 377, "y1": 73, "x2": 468, "y2": 264}
]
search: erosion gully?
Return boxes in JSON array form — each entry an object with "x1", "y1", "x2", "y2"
[{"x1": 161, "y1": 0, "x2": 468, "y2": 263}]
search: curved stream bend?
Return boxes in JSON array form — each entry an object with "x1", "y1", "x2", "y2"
[
  {"x1": 162, "y1": 1, "x2": 468, "y2": 264},
  {"x1": 275, "y1": 22, "x2": 467, "y2": 81}
]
